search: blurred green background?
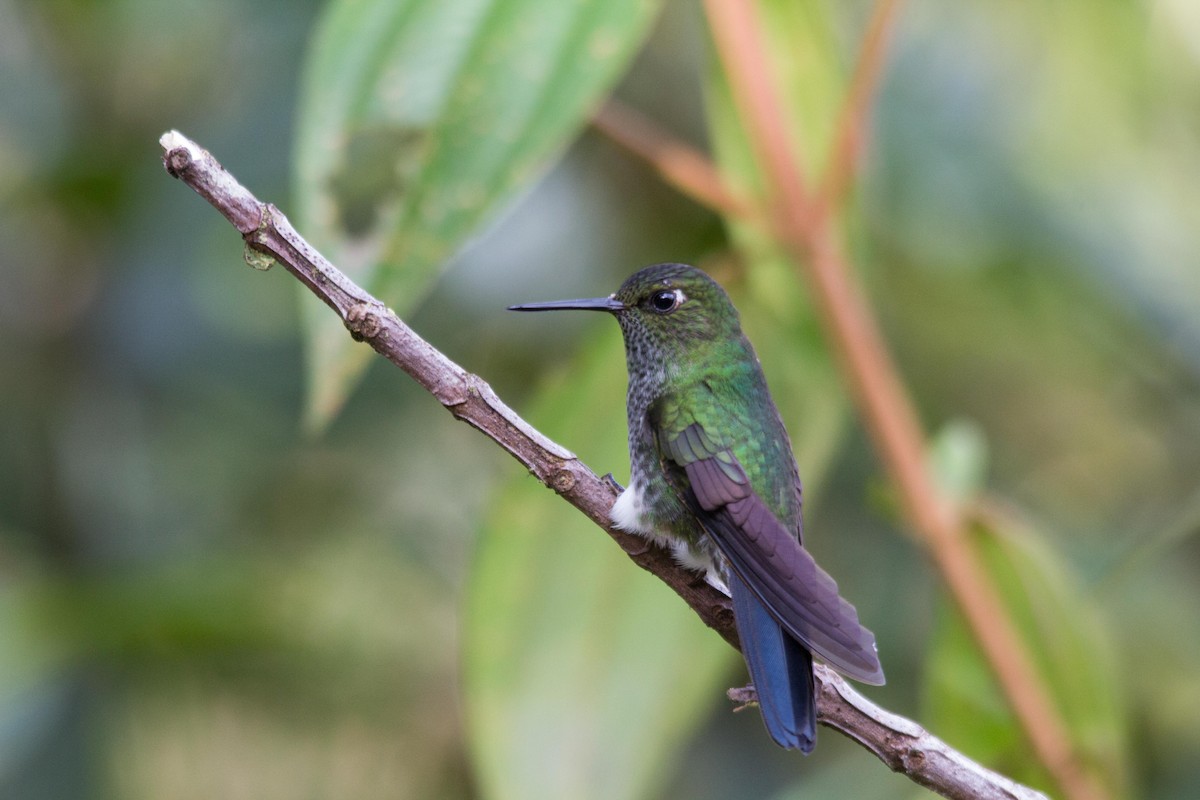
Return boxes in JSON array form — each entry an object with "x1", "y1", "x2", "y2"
[{"x1": 2, "y1": 0, "x2": 1199, "y2": 798}]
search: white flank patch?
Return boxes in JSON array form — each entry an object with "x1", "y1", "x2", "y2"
[
  {"x1": 671, "y1": 542, "x2": 729, "y2": 596},
  {"x1": 612, "y1": 482, "x2": 730, "y2": 596},
  {"x1": 610, "y1": 482, "x2": 649, "y2": 534}
]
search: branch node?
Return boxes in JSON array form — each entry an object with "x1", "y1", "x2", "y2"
[
  {"x1": 243, "y1": 242, "x2": 276, "y2": 272},
  {"x1": 346, "y1": 302, "x2": 386, "y2": 341},
  {"x1": 242, "y1": 203, "x2": 280, "y2": 273},
  {"x1": 713, "y1": 603, "x2": 736, "y2": 630},
  {"x1": 904, "y1": 747, "x2": 928, "y2": 770},
  {"x1": 550, "y1": 468, "x2": 577, "y2": 494},
  {"x1": 164, "y1": 146, "x2": 193, "y2": 179}
]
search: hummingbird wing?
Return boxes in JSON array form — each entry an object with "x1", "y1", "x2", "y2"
[{"x1": 656, "y1": 420, "x2": 885, "y2": 685}]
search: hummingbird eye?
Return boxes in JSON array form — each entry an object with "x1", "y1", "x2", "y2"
[{"x1": 649, "y1": 289, "x2": 682, "y2": 313}]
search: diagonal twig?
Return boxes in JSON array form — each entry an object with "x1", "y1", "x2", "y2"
[
  {"x1": 813, "y1": 0, "x2": 905, "y2": 221},
  {"x1": 592, "y1": 98, "x2": 754, "y2": 219},
  {"x1": 160, "y1": 129, "x2": 1048, "y2": 800},
  {"x1": 702, "y1": 2, "x2": 1108, "y2": 800}
]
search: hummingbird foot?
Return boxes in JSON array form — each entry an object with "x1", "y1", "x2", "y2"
[{"x1": 601, "y1": 472, "x2": 625, "y2": 493}]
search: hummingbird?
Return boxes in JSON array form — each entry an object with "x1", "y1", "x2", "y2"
[{"x1": 510, "y1": 263, "x2": 884, "y2": 752}]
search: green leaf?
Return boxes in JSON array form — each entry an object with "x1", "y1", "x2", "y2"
[
  {"x1": 923, "y1": 518, "x2": 1130, "y2": 797},
  {"x1": 293, "y1": 0, "x2": 663, "y2": 428},
  {"x1": 463, "y1": 334, "x2": 735, "y2": 800},
  {"x1": 927, "y1": 419, "x2": 989, "y2": 508}
]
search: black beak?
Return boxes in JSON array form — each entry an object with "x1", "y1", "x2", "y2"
[{"x1": 508, "y1": 296, "x2": 626, "y2": 313}]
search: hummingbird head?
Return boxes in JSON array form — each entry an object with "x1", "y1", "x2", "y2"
[{"x1": 510, "y1": 263, "x2": 747, "y2": 385}]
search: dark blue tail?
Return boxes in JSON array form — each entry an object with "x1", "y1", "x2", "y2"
[{"x1": 729, "y1": 572, "x2": 816, "y2": 752}]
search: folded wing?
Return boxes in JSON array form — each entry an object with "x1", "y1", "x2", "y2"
[{"x1": 659, "y1": 422, "x2": 885, "y2": 685}]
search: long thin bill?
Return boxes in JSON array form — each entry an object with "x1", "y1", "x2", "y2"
[{"x1": 508, "y1": 296, "x2": 626, "y2": 312}]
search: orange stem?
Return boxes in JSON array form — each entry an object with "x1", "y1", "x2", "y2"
[
  {"x1": 704, "y1": 0, "x2": 814, "y2": 235},
  {"x1": 592, "y1": 99, "x2": 754, "y2": 219},
  {"x1": 813, "y1": 0, "x2": 905, "y2": 222},
  {"x1": 702, "y1": 2, "x2": 1107, "y2": 799}
]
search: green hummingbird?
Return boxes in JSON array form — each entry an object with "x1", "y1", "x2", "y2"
[{"x1": 510, "y1": 263, "x2": 884, "y2": 751}]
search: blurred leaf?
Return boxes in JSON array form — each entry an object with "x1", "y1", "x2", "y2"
[
  {"x1": 23, "y1": 561, "x2": 276, "y2": 667},
  {"x1": 1102, "y1": 481, "x2": 1200, "y2": 587},
  {"x1": 768, "y1": 748, "x2": 910, "y2": 800},
  {"x1": 927, "y1": 419, "x2": 989, "y2": 508},
  {"x1": 923, "y1": 517, "x2": 1129, "y2": 797},
  {"x1": 464, "y1": 335, "x2": 735, "y2": 800},
  {"x1": 293, "y1": 0, "x2": 664, "y2": 428}
]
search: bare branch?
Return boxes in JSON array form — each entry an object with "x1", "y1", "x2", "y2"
[
  {"x1": 158, "y1": 130, "x2": 738, "y2": 650},
  {"x1": 159, "y1": 129, "x2": 1049, "y2": 800},
  {"x1": 812, "y1": 666, "x2": 1048, "y2": 800}
]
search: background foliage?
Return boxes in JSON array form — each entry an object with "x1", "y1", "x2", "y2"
[{"x1": 2, "y1": 0, "x2": 1199, "y2": 798}]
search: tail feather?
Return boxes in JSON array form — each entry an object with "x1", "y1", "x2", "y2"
[{"x1": 730, "y1": 572, "x2": 816, "y2": 752}]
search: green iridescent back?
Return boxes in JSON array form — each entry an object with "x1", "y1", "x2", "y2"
[{"x1": 610, "y1": 264, "x2": 804, "y2": 551}]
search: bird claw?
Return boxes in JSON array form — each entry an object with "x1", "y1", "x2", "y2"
[
  {"x1": 727, "y1": 684, "x2": 759, "y2": 712},
  {"x1": 602, "y1": 472, "x2": 625, "y2": 493}
]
